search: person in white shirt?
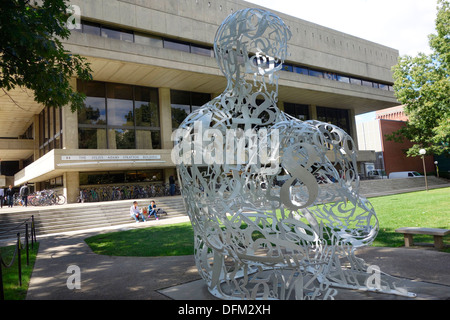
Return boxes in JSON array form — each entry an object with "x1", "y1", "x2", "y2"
[{"x1": 130, "y1": 201, "x2": 146, "y2": 223}]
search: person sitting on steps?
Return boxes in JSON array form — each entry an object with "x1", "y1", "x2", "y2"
[
  {"x1": 148, "y1": 200, "x2": 159, "y2": 220},
  {"x1": 130, "y1": 201, "x2": 146, "y2": 223}
]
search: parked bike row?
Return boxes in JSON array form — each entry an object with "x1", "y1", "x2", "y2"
[
  {"x1": 26, "y1": 190, "x2": 66, "y2": 206},
  {"x1": 1, "y1": 190, "x2": 66, "y2": 208},
  {"x1": 77, "y1": 183, "x2": 181, "y2": 203}
]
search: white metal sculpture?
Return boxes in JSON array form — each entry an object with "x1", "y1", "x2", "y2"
[{"x1": 172, "y1": 8, "x2": 415, "y2": 300}]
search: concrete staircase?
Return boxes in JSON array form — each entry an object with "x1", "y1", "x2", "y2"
[
  {"x1": 358, "y1": 176, "x2": 450, "y2": 197},
  {"x1": 0, "y1": 196, "x2": 187, "y2": 242}
]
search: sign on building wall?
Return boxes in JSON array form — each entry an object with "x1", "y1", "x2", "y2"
[{"x1": 61, "y1": 155, "x2": 162, "y2": 161}]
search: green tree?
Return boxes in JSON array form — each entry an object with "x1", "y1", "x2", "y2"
[
  {"x1": 0, "y1": 0, "x2": 92, "y2": 112},
  {"x1": 390, "y1": 0, "x2": 449, "y2": 157}
]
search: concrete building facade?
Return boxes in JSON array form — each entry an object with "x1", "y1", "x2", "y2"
[{"x1": 0, "y1": 0, "x2": 400, "y2": 202}]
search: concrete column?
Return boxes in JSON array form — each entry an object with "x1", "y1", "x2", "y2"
[
  {"x1": 349, "y1": 108, "x2": 359, "y2": 147},
  {"x1": 62, "y1": 78, "x2": 79, "y2": 150},
  {"x1": 33, "y1": 114, "x2": 40, "y2": 161},
  {"x1": 159, "y1": 87, "x2": 173, "y2": 150},
  {"x1": 309, "y1": 105, "x2": 317, "y2": 120},
  {"x1": 64, "y1": 172, "x2": 79, "y2": 204},
  {"x1": 164, "y1": 168, "x2": 176, "y2": 184}
]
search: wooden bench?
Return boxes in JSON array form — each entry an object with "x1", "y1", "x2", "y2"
[{"x1": 395, "y1": 227, "x2": 450, "y2": 249}]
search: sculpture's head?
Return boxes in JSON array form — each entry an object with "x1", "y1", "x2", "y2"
[{"x1": 214, "y1": 8, "x2": 292, "y2": 83}]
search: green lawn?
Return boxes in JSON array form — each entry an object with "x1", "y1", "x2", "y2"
[
  {"x1": 85, "y1": 187, "x2": 450, "y2": 256},
  {"x1": 0, "y1": 243, "x2": 39, "y2": 300},
  {"x1": 369, "y1": 188, "x2": 449, "y2": 249}
]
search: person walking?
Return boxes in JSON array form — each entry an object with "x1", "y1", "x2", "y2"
[
  {"x1": 5, "y1": 185, "x2": 14, "y2": 208},
  {"x1": 0, "y1": 187, "x2": 4, "y2": 208},
  {"x1": 19, "y1": 183, "x2": 30, "y2": 207},
  {"x1": 169, "y1": 175, "x2": 175, "y2": 196}
]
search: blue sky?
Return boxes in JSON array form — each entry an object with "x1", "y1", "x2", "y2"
[{"x1": 246, "y1": 0, "x2": 439, "y2": 123}]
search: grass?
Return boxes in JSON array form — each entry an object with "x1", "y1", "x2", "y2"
[
  {"x1": 85, "y1": 187, "x2": 450, "y2": 257},
  {"x1": 369, "y1": 188, "x2": 449, "y2": 250},
  {"x1": 0, "y1": 242, "x2": 40, "y2": 300}
]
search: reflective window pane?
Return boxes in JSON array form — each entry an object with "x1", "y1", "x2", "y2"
[
  {"x1": 350, "y1": 78, "x2": 362, "y2": 85},
  {"x1": 109, "y1": 128, "x2": 135, "y2": 149},
  {"x1": 282, "y1": 64, "x2": 293, "y2": 72},
  {"x1": 135, "y1": 86, "x2": 160, "y2": 128},
  {"x1": 83, "y1": 21, "x2": 101, "y2": 36},
  {"x1": 324, "y1": 72, "x2": 337, "y2": 81},
  {"x1": 107, "y1": 84, "x2": 134, "y2": 127},
  {"x1": 337, "y1": 75, "x2": 350, "y2": 83},
  {"x1": 79, "y1": 128, "x2": 107, "y2": 149},
  {"x1": 191, "y1": 92, "x2": 211, "y2": 109},
  {"x1": 134, "y1": 33, "x2": 163, "y2": 47},
  {"x1": 135, "y1": 130, "x2": 160, "y2": 149},
  {"x1": 78, "y1": 81, "x2": 106, "y2": 125},
  {"x1": 317, "y1": 107, "x2": 350, "y2": 135},
  {"x1": 191, "y1": 45, "x2": 214, "y2": 57},
  {"x1": 309, "y1": 69, "x2": 324, "y2": 78},
  {"x1": 164, "y1": 39, "x2": 190, "y2": 52},
  {"x1": 284, "y1": 103, "x2": 309, "y2": 121},
  {"x1": 171, "y1": 104, "x2": 190, "y2": 129},
  {"x1": 294, "y1": 66, "x2": 309, "y2": 75}
]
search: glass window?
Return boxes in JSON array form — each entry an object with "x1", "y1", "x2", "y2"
[
  {"x1": 191, "y1": 92, "x2": 211, "y2": 110},
  {"x1": 362, "y1": 80, "x2": 373, "y2": 87},
  {"x1": 171, "y1": 90, "x2": 211, "y2": 128},
  {"x1": 171, "y1": 90, "x2": 191, "y2": 129},
  {"x1": 78, "y1": 81, "x2": 161, "y2": 150},
  {"x1": 163, "y1": 39, "x2": 190, "y2": 53},
  {"x1": 191, "y1": 45, "x2": 214, "y2": 57},
  {"x1": 135, "y1": 130, "x2": 160, "y2": 149},
  {"x1": 100, "y1": 26, "x2": 133, "y2": 42},
  {"x1": 78, "y1": 81, "x2": 106, "y2": 125},
  {"x1": 101, "y1": 26, "x2": 124, "y2": 41},
  {"x1": 324, "y1": 72, "x2": 337, "y2": 81},
  {"x1": 107, "y1": 84, "x2": 134, "y2": 127},
  {"x1": 109, "y1": 128, "x2": 135, "y2": 149},
  {"x1": 309, "y1": 69, "x2": 324, "y2": 78},
  {"x1": 350, "y1": 78, "x2": 362, "y2": 85},
  {"x1": 79, "y1": 128, "x2": 107, "y2": 149},
  {"x1": 134, "y1": 33, "x2": 163, "y2": 47},
  {"x1": 294, "y1": 66, "x2": 309, "y2": 75},
  {"x1": 284, "y1": 103, "x2": 309, "y2": 120},
  {"x1": 282, "y1": 64, "x2": 293, "y2": 72},
  {"x1": 135, "y1": 86, "x2": 159, "y2": 128},
  {"x1": 83, "y1": 21, "x2": 101, "y2": 36},
  {"x1": 337, "y1": 75, "x2": 350, "y2": 83},
  {"x1": 317, "y1": 106, "x2": 350, "y2": 135},
  {"x1": 171, "y1": 104, "x2": 190, "y2": 129}
]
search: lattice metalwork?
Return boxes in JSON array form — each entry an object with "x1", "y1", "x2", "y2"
[{"x1": 172, "y1": 8, "x2": 415, "y2": 300}]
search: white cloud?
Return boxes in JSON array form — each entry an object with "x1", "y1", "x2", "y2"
[{"x1": 245, "y1": 0, "x2": 438, "y2": 56}]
